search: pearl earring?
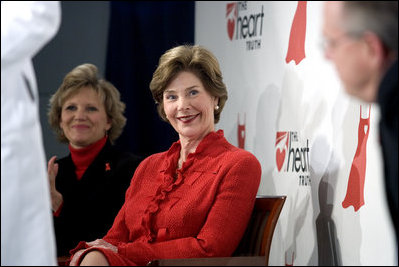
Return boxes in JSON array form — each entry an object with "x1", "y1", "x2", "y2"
[{"x1": 215, "y1": 105, "x2": 219, "y2": 110}]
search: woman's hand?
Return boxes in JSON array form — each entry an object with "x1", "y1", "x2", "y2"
[
  {"x1": 47, "y1": 155, "x2": 63, "y2": 211},
  {"x1": 69, "y1": 239, "x2": 117, "y2": 266},
  {"x1": 86, "y1": 239, "x2": 117, "y2": 253}
]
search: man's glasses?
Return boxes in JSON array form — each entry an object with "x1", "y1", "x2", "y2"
[{"x1": 321, "y1": 32, "x2": 362, "y2": 53}]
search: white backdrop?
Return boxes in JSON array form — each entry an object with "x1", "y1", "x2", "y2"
[{"x1": 195, "y1": 1, "x2": 397, "y2": 265}]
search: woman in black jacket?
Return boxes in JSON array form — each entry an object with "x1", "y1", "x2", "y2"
[{"x1": 47, "y1": 63, "x2": 142, "y2": 257}]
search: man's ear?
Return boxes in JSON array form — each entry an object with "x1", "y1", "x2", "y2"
[{"x1": 363, "y1": 31, "x2": 386, "y2": 69}]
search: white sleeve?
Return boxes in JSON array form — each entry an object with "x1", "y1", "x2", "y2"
[{"x1": 1, "y1": 1, "x2": 61, "y2": 66}]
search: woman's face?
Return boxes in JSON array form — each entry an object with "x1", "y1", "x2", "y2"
[
  {"x1": 60, "y1": 86, "x2": 111, "y2": 149},
  {"x1": 163, "y1": 71, "x2": 218, "y2": 141}
]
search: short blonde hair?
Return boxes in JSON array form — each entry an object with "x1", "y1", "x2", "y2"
[
  {"x1": 48, "y1": 63, "x2": 126, "y2": 144},
  {"x1": 149, "y1": 45, "x2": 228, "y2": 123}
]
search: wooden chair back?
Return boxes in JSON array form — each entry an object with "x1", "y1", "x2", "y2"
[{"x1": 233, "y1": 195, "x2": 286, "y2": 264}]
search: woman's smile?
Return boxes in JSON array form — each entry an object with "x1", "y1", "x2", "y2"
[
  {"x1": 72, "y1": 124, "x2": 90, "y2": 129},
  {"x1": 177, "y1": 113, "x2": 199, "y2": 123}
]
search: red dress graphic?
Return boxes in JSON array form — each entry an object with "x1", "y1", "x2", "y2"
[
  {"x1": 237, "y1": 113, "x2": 246, "y2": 149},
  {"x1": 285, "y1": 1, "x2": 307, "y2": 65},
  {"x1": 342, "y1": 105, "x2": 371, "y2": 211}
]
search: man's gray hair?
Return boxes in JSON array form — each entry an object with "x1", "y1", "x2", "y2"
[{"x1": 342, "y1": 1, "x2": 397, "y2": 53}]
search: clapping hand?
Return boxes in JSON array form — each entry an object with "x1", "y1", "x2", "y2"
[{"x1": 47, "y1": 156, "x2": 63, "y2": 211}]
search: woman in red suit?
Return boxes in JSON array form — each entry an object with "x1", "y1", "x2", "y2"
[{"x1": 69, "y1": 45, "x2": 262, "y2": 266}]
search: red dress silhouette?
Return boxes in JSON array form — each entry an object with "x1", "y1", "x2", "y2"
[
  {"x1": 237, "y1": 113, "x2": 246, "y2": 149},
  {"x1": 342, "y1": 105, "x2": 371, "y2": 211},
  {"x1": 285, "y1": 1, "x2": 307, "y2": 65}
]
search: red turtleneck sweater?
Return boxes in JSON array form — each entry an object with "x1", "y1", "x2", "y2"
[{"x1": 69, "y1": 136, "x2": 107, "y2": 180}]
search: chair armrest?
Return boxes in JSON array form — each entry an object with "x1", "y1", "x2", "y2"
[{"x1": 147, "y1": 256, "x2": 266, "y2": 266}]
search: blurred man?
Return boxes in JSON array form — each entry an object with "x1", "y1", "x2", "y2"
[
  {"x1": 1, "y1": 1, "x2": 61, "y2": 265},
  {"x1": 323, "y1": 1, "x2": 397, "y2": 244}
]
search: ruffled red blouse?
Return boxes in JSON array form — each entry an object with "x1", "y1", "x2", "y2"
[{"x1": 69, "y1": 130, "x2": 261, "y2": 266}]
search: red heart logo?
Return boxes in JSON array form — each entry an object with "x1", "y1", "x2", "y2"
[
  {"x1": 226, "y1": 3, "x2": 236, "y2": 41},
  {"x1": 276, "y1": 147, "x2": 286, "y2": 172},
  {"x1": 227, "y1": 19, "x2": 235, "y2": 40}
]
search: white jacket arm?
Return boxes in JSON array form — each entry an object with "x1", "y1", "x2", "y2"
[{"x1": 1, "y1": 1, "x2": 61, "y2": 65}]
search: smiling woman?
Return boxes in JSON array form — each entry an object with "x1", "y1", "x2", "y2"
[
  {"x1": 59, "y1": 86, "x2": 111, "y2": 149},
  {"x1": 67, "y1": 45, "x2": 261, "y2": 267},
  {"x1": 162, "y1": 71, "x2": 218, "y2": 159},
  {"x1": 46, "y1": 63, "x2": 143, "y2": 258}
]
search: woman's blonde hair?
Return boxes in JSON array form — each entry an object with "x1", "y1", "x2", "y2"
[
  {"x1": 149, "y1": 45, "x2": 228, "y2": 123},
  {"x1": 48, "y1": 63, "x2": 126, "y2": 144}
]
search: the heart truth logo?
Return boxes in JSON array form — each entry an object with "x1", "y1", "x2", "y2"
[
  {"x1": 226, "y1": 1, "x2": 264, "y2": 50},
  {"x1": 275, "y1": 131, "x2": 311, "y2": 186}
]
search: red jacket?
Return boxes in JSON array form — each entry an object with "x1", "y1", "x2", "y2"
[{"x1": 70, "y1": 130, "x2": 261, "y2": 266}]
